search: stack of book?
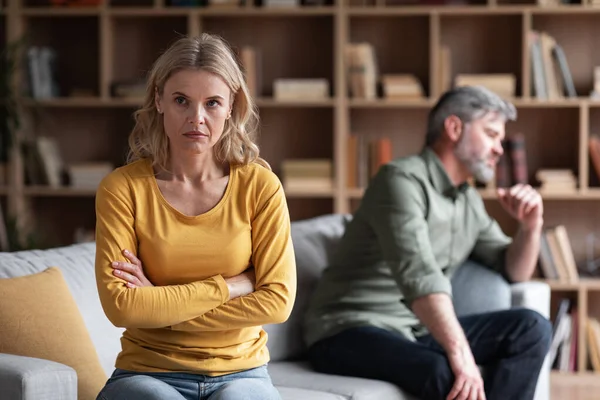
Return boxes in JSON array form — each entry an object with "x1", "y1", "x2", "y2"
[
  {"x1": 494, "y1": 132, "x2": 528, "y2": 189},
  {"x1": 67, "y1": 162, "x2": 114, "y2": 190},
  {"x1": 538, "y1": 224, "x2": 579, "y2": 282},
  {"x1": 345, "y1": 43, "x2": 378, "y2": 100},
  {"x1": 273, "y1": 79, "x2": 329, "y2": 101},
  {"x1": 346, "y1": 135, "x2": 392, "y2": 189},
  {"x1": 529, "y1": 30, "x2": 576, "y2": 100},
  {"x1": 37, "y1": 0, "x2": 103, "y2": 5},
  {"x1": 548, "y1": 299, "x2": 577, "y2": 373},
  {"x1": 587, "y1": 316, "x2": 600, "y2": 373},
  {"x1": 536, "y1": 169, "x2": 577, "y2": 194},
  {"x1": 281, "y1": 159, "x2": 332, "y2": 192},
  {"x1": 589, "y1": 135, "x2": 600, "y2": 183},
  {"x1": 263, "y1": 0, "x2": 298, "y2": 6},
  {"x1": 27, "y1": 46, "x2": 60, "y2": 99},
  {"x1": 380, "y1": 75, "x2": 424, "y2": 100},
  {"x1": 454, "y1": 74, "x2": 516, "y2": 99}
]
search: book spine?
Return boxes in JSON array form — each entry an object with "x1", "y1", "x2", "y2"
[
  {"x1": 495, "y1": 140, "x2": 511, "y2": 188},
  {"x1": 509, "y1": 133, "x2": 529, "y2": 185}
]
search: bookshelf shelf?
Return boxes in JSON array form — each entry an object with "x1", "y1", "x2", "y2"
[
  {"x1": 284, "y1": 187, "x2": 335, "y2": 198},
  {"x1": 23, "y1": 186, "x2": 97, "y2": 197},
  {"x1": 511, "y1": 98, "x2": 584, "y2": 108},
  {"x1": 347, "y1": 188, "x2": 364, "y2": 198},
  {"x1": 109, "y1": 0, "x2": 154, "y2": 7},
  {"x1": 109, "y1": 8, "x2": 192, "y2": 16},
  {"x1": 19, "y1": 7, "x2": 338, "y2": 17},
  {"x1": 479, "y1": 189, "x2": 600, "y2": 200},
  {"x1": 349, "y1": 98, "x2": 436, "y2": 108},
  {"x1": 256, "y1": 98, "x2": 336, "y2": 108},
  {"x1": 20, "y1": 8, "x2": 102, "y2": 16},
  {"x1": 351, "y1": 187, "x2": 600, "y2": 201},
  {"x1": 23, "y1": 97, "x2": 143, "y2": 108},
  {"x1": 197, "y1": 7, "x2": 337, "y2": 16},
  {"x1": 22, "y1": 97, "x2": 337, "y2": 109},
  {"x1": 539, "y1": 279, "x2": 590, "y2": 291},
  {"x1": 4, "y1": 2, "x2": 600, "y2": 384},
  {"x1": 530, "y1": 6, "x2": 600, "y2": 15},
  {"x1": 24, "y1": 97, "x2": 600, "y2": 110}
]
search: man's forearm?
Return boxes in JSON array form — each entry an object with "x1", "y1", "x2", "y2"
[
  {"x1": 505, "y1": 224, "x2": 542, "y2": 283},
  {"x1": 411, "y1": 293, "x2": 469, "y2": 354}
]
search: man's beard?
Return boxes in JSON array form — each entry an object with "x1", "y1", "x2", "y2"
[{"x1": 454, "y1": 130, "x2": 496, "y2": 184}]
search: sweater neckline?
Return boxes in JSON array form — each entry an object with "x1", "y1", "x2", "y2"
[{"x1": 146, "y1": 158, "x2": 235, "y2": 220}]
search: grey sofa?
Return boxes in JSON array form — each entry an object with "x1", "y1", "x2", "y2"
[{"x1": 0, "y1": 213, "x2": 551, "y2": 400}]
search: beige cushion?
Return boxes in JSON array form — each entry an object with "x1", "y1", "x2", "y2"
[{"x1": 0, "y1": 266, "x2": 107, "y2": 400}]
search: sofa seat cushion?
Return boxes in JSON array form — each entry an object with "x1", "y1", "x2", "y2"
[
  {"x1": 277, "y1": 386, "x2": 346, "y2": 400},
  {"x1": 268, "y1": 361, "x2": 414, "y2": 400},
  {"x1": 0, "y1": 267, "x2": 107, "y2": 400}
]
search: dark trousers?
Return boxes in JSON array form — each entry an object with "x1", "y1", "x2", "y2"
[{"x1": 306, "y1": 308, "x2": 552, "y2": 400}]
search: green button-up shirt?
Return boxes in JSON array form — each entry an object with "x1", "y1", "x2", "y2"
[{"x1": 303, "y1": 147, "x2": 512, "y2": 347}]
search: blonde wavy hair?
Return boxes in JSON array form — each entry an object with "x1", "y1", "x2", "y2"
[{"x1": 127, "y1": 33, "x2": 269, "y2": 171}]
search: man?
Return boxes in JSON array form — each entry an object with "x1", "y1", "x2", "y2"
[{"x1": 303, "y1": 86, "x2": 552, "y2": 400}]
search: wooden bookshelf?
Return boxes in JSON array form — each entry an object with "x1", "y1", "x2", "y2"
[{"x1": 4, "y1": 0, "x2": 600, "y2": 386}]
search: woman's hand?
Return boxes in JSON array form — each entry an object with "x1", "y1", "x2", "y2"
[
  {"x1": 224, "y1": 267, "x2": 256, "y2": 300},
  {"x1": 111, "y1": 249, "x2": 154, "y2": 288}
]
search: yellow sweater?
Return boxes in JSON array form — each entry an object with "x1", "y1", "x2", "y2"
[{"x1": 94, "y1": 158, "x2": 297, "y2": 376}]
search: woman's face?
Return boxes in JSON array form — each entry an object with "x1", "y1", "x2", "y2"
[{"x1": 156, "y1": 68, "x2": 232, "y2": 158}]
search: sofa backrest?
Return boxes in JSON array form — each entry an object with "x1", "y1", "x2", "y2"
[
  {"x1": 0, "y1": 242, "x2": 124, "y2": 377},
  {"x1": 0, "y1": 213, "x2": 513, "y2": 373},
  {"x1": 263, "y1": 213, "x2": 513, "y2": 361},
  {"x1": 264, "y1": 213, "x2": 351, "y2": 362}
]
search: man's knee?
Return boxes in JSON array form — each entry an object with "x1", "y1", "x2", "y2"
[
  {"x1": 512, "y1": 308, "x2": 553, "y2": 353},
  {"x1": 422, "y1": 356, "x2": 454, "y2": 400}
]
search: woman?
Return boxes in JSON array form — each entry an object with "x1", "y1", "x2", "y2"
[{"x1": 95, "y1": 33, "x2": 296, "y2": 400}]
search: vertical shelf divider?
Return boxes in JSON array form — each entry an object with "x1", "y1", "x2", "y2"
[
  {"x1": 522, "y1": 10, "x2": 531, "y2": 99},
  {"x1": 429, "y1": 11, "x2": 440, "y2": 100},
  {"x1": 578, "y1": 287, "x2": 588, "y2": 373},
  {"x1": 100, "y1": 11, "x2": 113, "y2": 100},
  {"x1": 188, "y1": 13, "x2": 201, "y2": 37},
  {"x1": 335, "y1": 6, "x2": 349, "y2": 214},
  {"x1": 580, "y1": 101, "x2": 590, "y2": 192},
  {"x1": 6, "y1": 0, "x2": 32, "y2": 246}
]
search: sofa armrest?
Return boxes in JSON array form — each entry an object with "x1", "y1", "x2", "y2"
[
  {"x1": 510, "y1": 281, "x2": 551, "y2": 319},
  {"x1": 0, "y1": 353, "x2": 77, "y2": 400},
  {"x1": 510, "y1": 281, "x2": 551, "y2": 400}
]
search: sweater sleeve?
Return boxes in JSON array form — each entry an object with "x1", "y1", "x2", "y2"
[
  {"x1": 94, "y1": 169, "x2": 230, "y2": 329},
  {"x1": 169, "y1": 175, "x2": 297, "y2": 332}
]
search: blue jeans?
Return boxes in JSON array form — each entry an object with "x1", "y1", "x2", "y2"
[
  {"x1": 96, "y1": 364, "x2": 281, "y2": 400},
  {"x1": 307, "y1": 308, "x2": 552, "y2": 400}
]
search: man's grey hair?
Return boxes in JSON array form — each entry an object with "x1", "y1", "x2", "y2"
[{"x1": 425, "y1": 85, "x2": 517, "y2": 147}]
